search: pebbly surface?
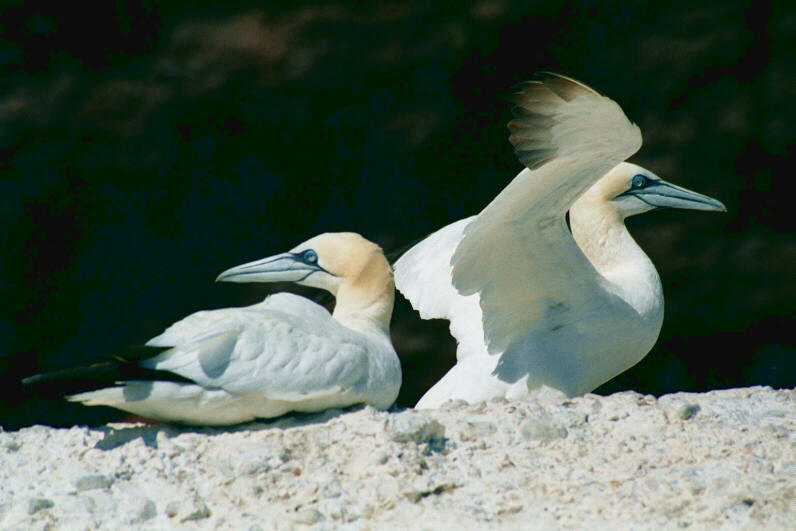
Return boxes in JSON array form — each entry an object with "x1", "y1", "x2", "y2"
[{"x1": 1, "y1": 386, "x2": 794, "y2": 530}]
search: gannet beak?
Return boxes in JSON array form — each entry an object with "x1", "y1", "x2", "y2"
[
  {"x1": 624, "y1": 179, "x2": 727, "y2": 212},
  {"x1": 216, "y1": 253, "x2": 322, "y2": 284}
]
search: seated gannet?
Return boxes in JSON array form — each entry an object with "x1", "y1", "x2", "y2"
[
  {"x1": 25, "y1": 233, "x2": 401, "y2": 425},
  {"x1": 394, "y1": 73, "x2": 725, "y2": 409}
]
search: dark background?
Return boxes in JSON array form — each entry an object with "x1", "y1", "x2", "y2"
[{"x1": 1, "y1": 1, "x2": 793, "y2": 429}]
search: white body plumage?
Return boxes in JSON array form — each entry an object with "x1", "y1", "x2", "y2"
[
  {"x1": 69, "y1": 233, "x2": 402, "y2": 425},
  {"x1": 395, "y1": 74, "x2": 724, "y2": 408}
]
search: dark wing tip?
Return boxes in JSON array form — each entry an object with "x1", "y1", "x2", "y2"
[
  {"x1": 21, "y1": 345, "x2": 189, "y2": 397},
  {"x1": 505, "y1": 72, "x2": 599, "y2": 103},
  {"x1": 505, "y1": 72, "x2": 603, "y2": 170},
  {"x1": 537, "y1": 71, "x2": 602, "y2": 99}
]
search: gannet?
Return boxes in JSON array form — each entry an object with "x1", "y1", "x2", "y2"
[
  {"x1": 394, "y1": 73, "x2": 726, "y2": 409},
  {"x1": 26, "y1": 233, "x2": 401, "y2": 425}
]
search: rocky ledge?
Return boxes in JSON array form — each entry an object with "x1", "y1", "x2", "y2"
[{"x1": 1, "y1": 386, "x2": 793, "y2": 529}]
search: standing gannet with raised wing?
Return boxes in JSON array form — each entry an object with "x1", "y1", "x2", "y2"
[
  {"x1": 25, "y1": 233, "x2": 401, "y2": 425},
  {"x1": 394, "y1": 73, "x2": 725, "y2": 408}
]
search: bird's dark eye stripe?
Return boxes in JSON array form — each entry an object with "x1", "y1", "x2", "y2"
[{"x1": 632, "y1": 175, "x2": 647, "y2": 188}]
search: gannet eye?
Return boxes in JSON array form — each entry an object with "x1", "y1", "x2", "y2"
[
  {"x1": 302, "y1": 249, "x2": 318, "y2": 264},
  {"x1": 631, "y1": 175, "x2": 648, "y2": 189}
]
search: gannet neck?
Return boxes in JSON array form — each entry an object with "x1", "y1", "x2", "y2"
[
  {"x1": 570, "y1": 197, "x2": 663, "y2": 322},
  {"x1": 333, "y1": 249, "x2": 395, "y2": 337}
]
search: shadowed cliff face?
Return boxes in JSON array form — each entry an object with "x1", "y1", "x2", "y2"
[{"x1": 1, "y1": 1, "x2": 793, "y2": 428}]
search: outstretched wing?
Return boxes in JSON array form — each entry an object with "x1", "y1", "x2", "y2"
[
  {"x1": 393, "y1": 216, "x2": 491, "y2": 362},
  {"x1": 394, "y1": 217, "x2": 475, "y2": 321},
  {"x1": 452, "y1": 73, "x2": 642, "y2": 362},
  {"x1": 141, "y1": 293, "x2": 369, "y2": 401}
]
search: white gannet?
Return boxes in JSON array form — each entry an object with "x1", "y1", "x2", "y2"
[
  {"x1": 28, "y1": 233, "x2": 401, "y2": 425},
  {"x1": 394, "y1": 73, "x2": 725, "y2": 409}
]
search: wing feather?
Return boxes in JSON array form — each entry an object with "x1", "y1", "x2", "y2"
[
  {"x1": 141, "y1": 293, "x2": 369, "y2": 400},
  {"x1": 393, "y1": 216, "x2": 488, "y2": 362},
  {"x1": 393, "y1": 217, "x2": 475, "y2": 321},
  {"x1": 452, "y1": 73, "x2": 642, "y2": 357}
]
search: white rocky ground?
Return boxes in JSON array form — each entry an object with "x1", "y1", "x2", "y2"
[{"x1": 1, "y1": 386, "x2": 794, "y2": 530}]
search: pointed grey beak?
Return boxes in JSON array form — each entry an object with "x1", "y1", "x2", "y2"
[
  {"x1": 216, "y1": 253, "x2": 320, "y2": 284},
  {"x1": 624, "y1": 179, "x2": 727, "y2": 212}
]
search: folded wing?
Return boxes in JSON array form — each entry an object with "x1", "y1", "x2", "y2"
[{"x1": 141, "y1": 293, "x2": 369, "y2": 401}]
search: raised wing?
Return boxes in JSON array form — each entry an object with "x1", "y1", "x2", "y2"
[
  {"x1": 394, "y1": 216, "x2": 493, "y2": 362},
  {"x1": 393, "y1": 217, "x2": 475, "y2": 321},
  {"x1": 141, "y1": 293, "x2": 369, "y2": 401},
  {"x1": 452, "y1": 73, "x2": 642, "y2": 358}
]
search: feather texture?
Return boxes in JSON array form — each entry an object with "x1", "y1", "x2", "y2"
[
  {"x1": 70, "y1": 293, "x2": 399, "y2": 424},
  {"x1": 395, "y1": 74, "x2": 665, "y2": 407}
]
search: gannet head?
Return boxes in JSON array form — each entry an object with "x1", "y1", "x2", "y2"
[
  {"x1": 585, "y1": 162, "x2": 727, "y2": 219},
  {"x1": 217, "y1": 232, "x2": 394, "y2": 334},
  {"x1": 216, "y1": 232, "x2": 392, "y2": 297}
]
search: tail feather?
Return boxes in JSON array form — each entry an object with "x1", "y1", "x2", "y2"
[{"x1": 21, "y1": 346, "x2": 191, "y2": 398}]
